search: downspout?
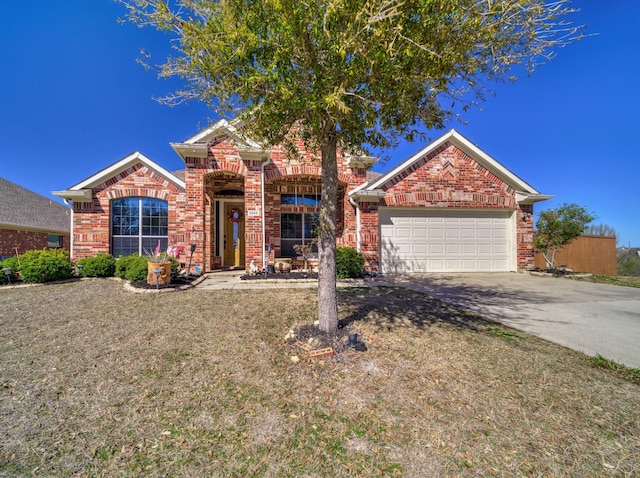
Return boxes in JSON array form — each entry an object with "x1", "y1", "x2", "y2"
[
  {"x1": 261, "y1": 157, "x2": 268, "y2": 271},
  {"x1": 62, "y1": 199, "x2": 74, "y2": 261},
  {"x1": 349, "y1": 197, "x2": 361, "y2": 252}
]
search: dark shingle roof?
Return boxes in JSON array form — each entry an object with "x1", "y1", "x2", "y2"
[
  {"x1": 171, "y1": 169, "x2": 186, "y2": 182},
  {"x1": 0, "y1": 177, "x2": 70, "y2": 233},
  {"x1": 366, "y1": 170, "x2": 383, "y2": 184}
]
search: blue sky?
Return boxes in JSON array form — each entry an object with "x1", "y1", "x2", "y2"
[{"x1": 1, "y1": 0, "x2": 638, "y2": 246}]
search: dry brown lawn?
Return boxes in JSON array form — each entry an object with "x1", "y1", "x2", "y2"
[{"x1": 1, "y1": 279, "x2": 638, "y2": 477}]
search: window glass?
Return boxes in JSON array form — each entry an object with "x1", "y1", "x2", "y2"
[
  {"x1": 47, "y1": 234, "x2": 63, "y2": 248},
  {"x1": 112, "y1": 198, "x2": 168, "y2": 257},
  {"x1": 302, "y1": 195, "x2": 321, "y2": 206},
  {"x1": 280, "y1": 194, "x2": 300, "y2": 205},
  {"x1": 280, "y1": 213, "x2": 318, "y2": 257}
]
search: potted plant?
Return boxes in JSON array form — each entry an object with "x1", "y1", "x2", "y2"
[
  {"x1": 145, "y1": 241, "x2": 171, "y2": 286},
  {"x1": 293, "y1": 241, "x2": 316, "y2": 272}
]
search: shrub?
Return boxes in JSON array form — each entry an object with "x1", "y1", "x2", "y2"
[
  {"x1": 336, "y1": 246, "x2": 365, "y2": 279},
  {"x1": 169, "y1": 257, "x2": 180, "y2": 281},
  {"x1": 115, "y1": 254, "x2": 149, "y2": 282},
  {"x1": 19, "y1": 248, "x2": 72, "y2": 283},
  {"x1": 77, "y1": 253, "x2": 116, "y2": 278},
  {"x1": 0, "y1": 256, "x2": 20, "y2": 284}
]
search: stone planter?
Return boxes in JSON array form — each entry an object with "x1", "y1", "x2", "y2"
[
  {"x1": 273, "y1": 257, "x2": 292, "y2": 274},
  {"x1": 147, "y1": 262, "x2": 171, "y2": 286}
]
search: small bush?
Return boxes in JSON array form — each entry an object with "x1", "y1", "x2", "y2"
[
  {"x1": 169, "y1": 257, "x2": 180, "y2": 281},
  {"x1": 77, "y1": 253, "x2": 116, "y2": 278},
  {"x1": 19, "y1": 248, "x2": 72, "y2": 283},
  {"x1": 336, "y1": 246, "x2": 365, "y2": 279},
  {"x1": 115, "y1": 254, "x2": 149, "y2": 282},
  {"x1": 0, "y1": 256, "x2": 20, "y2": 284}
]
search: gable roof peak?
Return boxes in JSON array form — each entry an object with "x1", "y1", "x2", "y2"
[
  {"x1": 52, "y1": 151, "x2": 185, "y2": 203},
  {"x1": 365, "y1": 129, "x2": 541, "y2": 196}
]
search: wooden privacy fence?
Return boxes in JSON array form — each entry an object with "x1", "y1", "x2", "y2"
[{"x1": 534, "y1": 234, "x2": 617, "y2": 276}]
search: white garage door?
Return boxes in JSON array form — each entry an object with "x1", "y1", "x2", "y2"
[{"x1": 379, "y1": 209, "x2": 513, "y2": 273}]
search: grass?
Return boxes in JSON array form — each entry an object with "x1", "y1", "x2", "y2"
[
  {"x1": 589, "y1": 354, "x2": 640, "y2": 386},
  {"x1": 572, "y1": 274, "x2": 640, "y2": 288},
  {"x1": 1, "y1": 280, "x2": 639, "y2": 476}
]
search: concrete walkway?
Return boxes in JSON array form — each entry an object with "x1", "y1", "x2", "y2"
[
  {"x1": 195, "y1": 270, "x2": 640, "y2": 368},
  {"x1": 195, "y1": 270, "x2": 385, "y2": 290}
]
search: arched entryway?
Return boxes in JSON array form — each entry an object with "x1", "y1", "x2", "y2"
[
  {"x1": 223, "y1": 202, "x2": 245, "y2": 267},
  {"x1": 205, "y1": 172, "x2": 246, "y2": 269}
]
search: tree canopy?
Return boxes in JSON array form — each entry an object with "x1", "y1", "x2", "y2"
[
  {"x1": 120, "y1": 0, "x2": 583, "y2": 333},
  {"x1": 533, "y1": 202, "x2": 595, "y2": 270},
  {"x1": 122, "y1": 0, "x2": 582, "y2": 155}
]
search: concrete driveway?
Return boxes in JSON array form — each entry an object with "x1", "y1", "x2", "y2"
[{"x1": 386, "y1": 273, "x2": 640, "y2": 369}]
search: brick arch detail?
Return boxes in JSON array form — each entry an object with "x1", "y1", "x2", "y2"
[
  {"x1": 207, "y1": 155, "x2": 249, "y2": 176},
  {"x1": 105, "y1": 188, "x2": 172, "y2": 201},
  {"x1": 264, "y1": 165, "x2": 351, "y2": 185}
]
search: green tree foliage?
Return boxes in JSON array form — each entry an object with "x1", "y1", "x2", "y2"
[
  {"x1": 77, "y1": 253, "x2": 117, "y2": 278},
  {"x1": 533, "y1": 203, "x2": 595, "y2": 270},
  {"x1": 121, "y1": 0, "x2": 582, "y2": 333}
]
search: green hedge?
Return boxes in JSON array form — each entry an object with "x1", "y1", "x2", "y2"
[
  {"x1": 336, "y1": 246, "x2": 365, "y2": 279},
  {"x1": 77, "y1": 253, "x2": 117, "y2": 278},
  {"x1": 0, "y1": 256, "x2": 20, "y2": 284},
  {"x1": 115, "y1": 254, "x2": 149, "y2": 282},
  {"x1": 18, "y1": 249, "x2": 72, "y2": 283}
]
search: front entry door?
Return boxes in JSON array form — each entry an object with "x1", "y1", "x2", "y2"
[{"x1": 223, "y1": 203, "x2": 245, "y2": 267}]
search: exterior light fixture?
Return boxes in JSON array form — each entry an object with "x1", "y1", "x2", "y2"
[{"x1": 153, "y1": 268, "x2": 163, "y2": 289}]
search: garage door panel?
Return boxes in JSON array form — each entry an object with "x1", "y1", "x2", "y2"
[
  {"x1": 413, "y1": 228, "x2": 427, "y2": 239},
  {"x1": 429, "y1": 243, "x2": 444, "y2": 254},
  {"x1": 429, "y1": 228, "x2": 444, "y2": 239},
  {"x1": 380, "y1": 209, "x2": 512, "y2": 273},
  {"x1": 446, "y1": 228, "x2": 460, "y2": 239},
  {"x1": 446, "y1": 243, "x2": 461, "y2": 254},
  {"x1": 461, "y1": 244, "x2": 477, "y2": 254},
  {"x1": 413, "y1": 243, "x2": 428, "y2": 254},
  {"x1": 460, "y1": 228, "x2": 476, "y2": 239}
]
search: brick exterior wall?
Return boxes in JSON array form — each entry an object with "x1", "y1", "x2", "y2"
[
  {"x1": 355, "y1": 143, "x2": 535, "y2": 271},
  {"x1": 0, "y1": 228, "x2": 70, "y2": 257},
  {"x1": 67, "y1": 135, "x2": 537, "y2": 272},
  {"x1": 71, "y1": 164, "x2": 186, "y2": 260},
  {"x1": 180, "y1": 138, "x2": 366, "y2": 270}
]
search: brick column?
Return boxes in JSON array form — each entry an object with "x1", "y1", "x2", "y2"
[
  {"x1": 243, "y1": 161, "x2": 264, "y2": 270},
  {"x1": 184, "y1": 162, "x2": 206, "y2": 270},
  {"x1": 517, "y1": 204, "x2": 535, "y2": 270}
]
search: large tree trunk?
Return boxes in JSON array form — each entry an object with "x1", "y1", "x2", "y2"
[{"x1": 317, "y1": 127, "x2": 339, "y2": 334}]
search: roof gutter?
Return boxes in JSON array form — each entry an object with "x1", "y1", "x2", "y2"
[
  {"x1": 516, "y1": 192, "x2": 554, "y2": 205},
  {"x1": 51, "y1": 189, "x2": 93, "y2": 202}
]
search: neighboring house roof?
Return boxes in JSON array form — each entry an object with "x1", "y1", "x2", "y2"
[
  {"x1": 52, "y1": 152, "x2": 185, "y2": 202},
  {"x1": 0, "y1": 177, "x2": 70, "y2": 234},
  {"x1": 354, "y1": 129, "x2": 552, "y2": 204}
]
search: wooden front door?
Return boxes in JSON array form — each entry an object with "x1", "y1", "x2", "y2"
[{"x1": 223, "y1": 203, "x2": 245, "y2": 267}]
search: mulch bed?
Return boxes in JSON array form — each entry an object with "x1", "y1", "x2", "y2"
[
  {"x1": 241, "y1": 271, "x2": 319, "y2": 281},
  {"x1": 129, "y1": 277, "x2": 197, "y2": 289}
]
